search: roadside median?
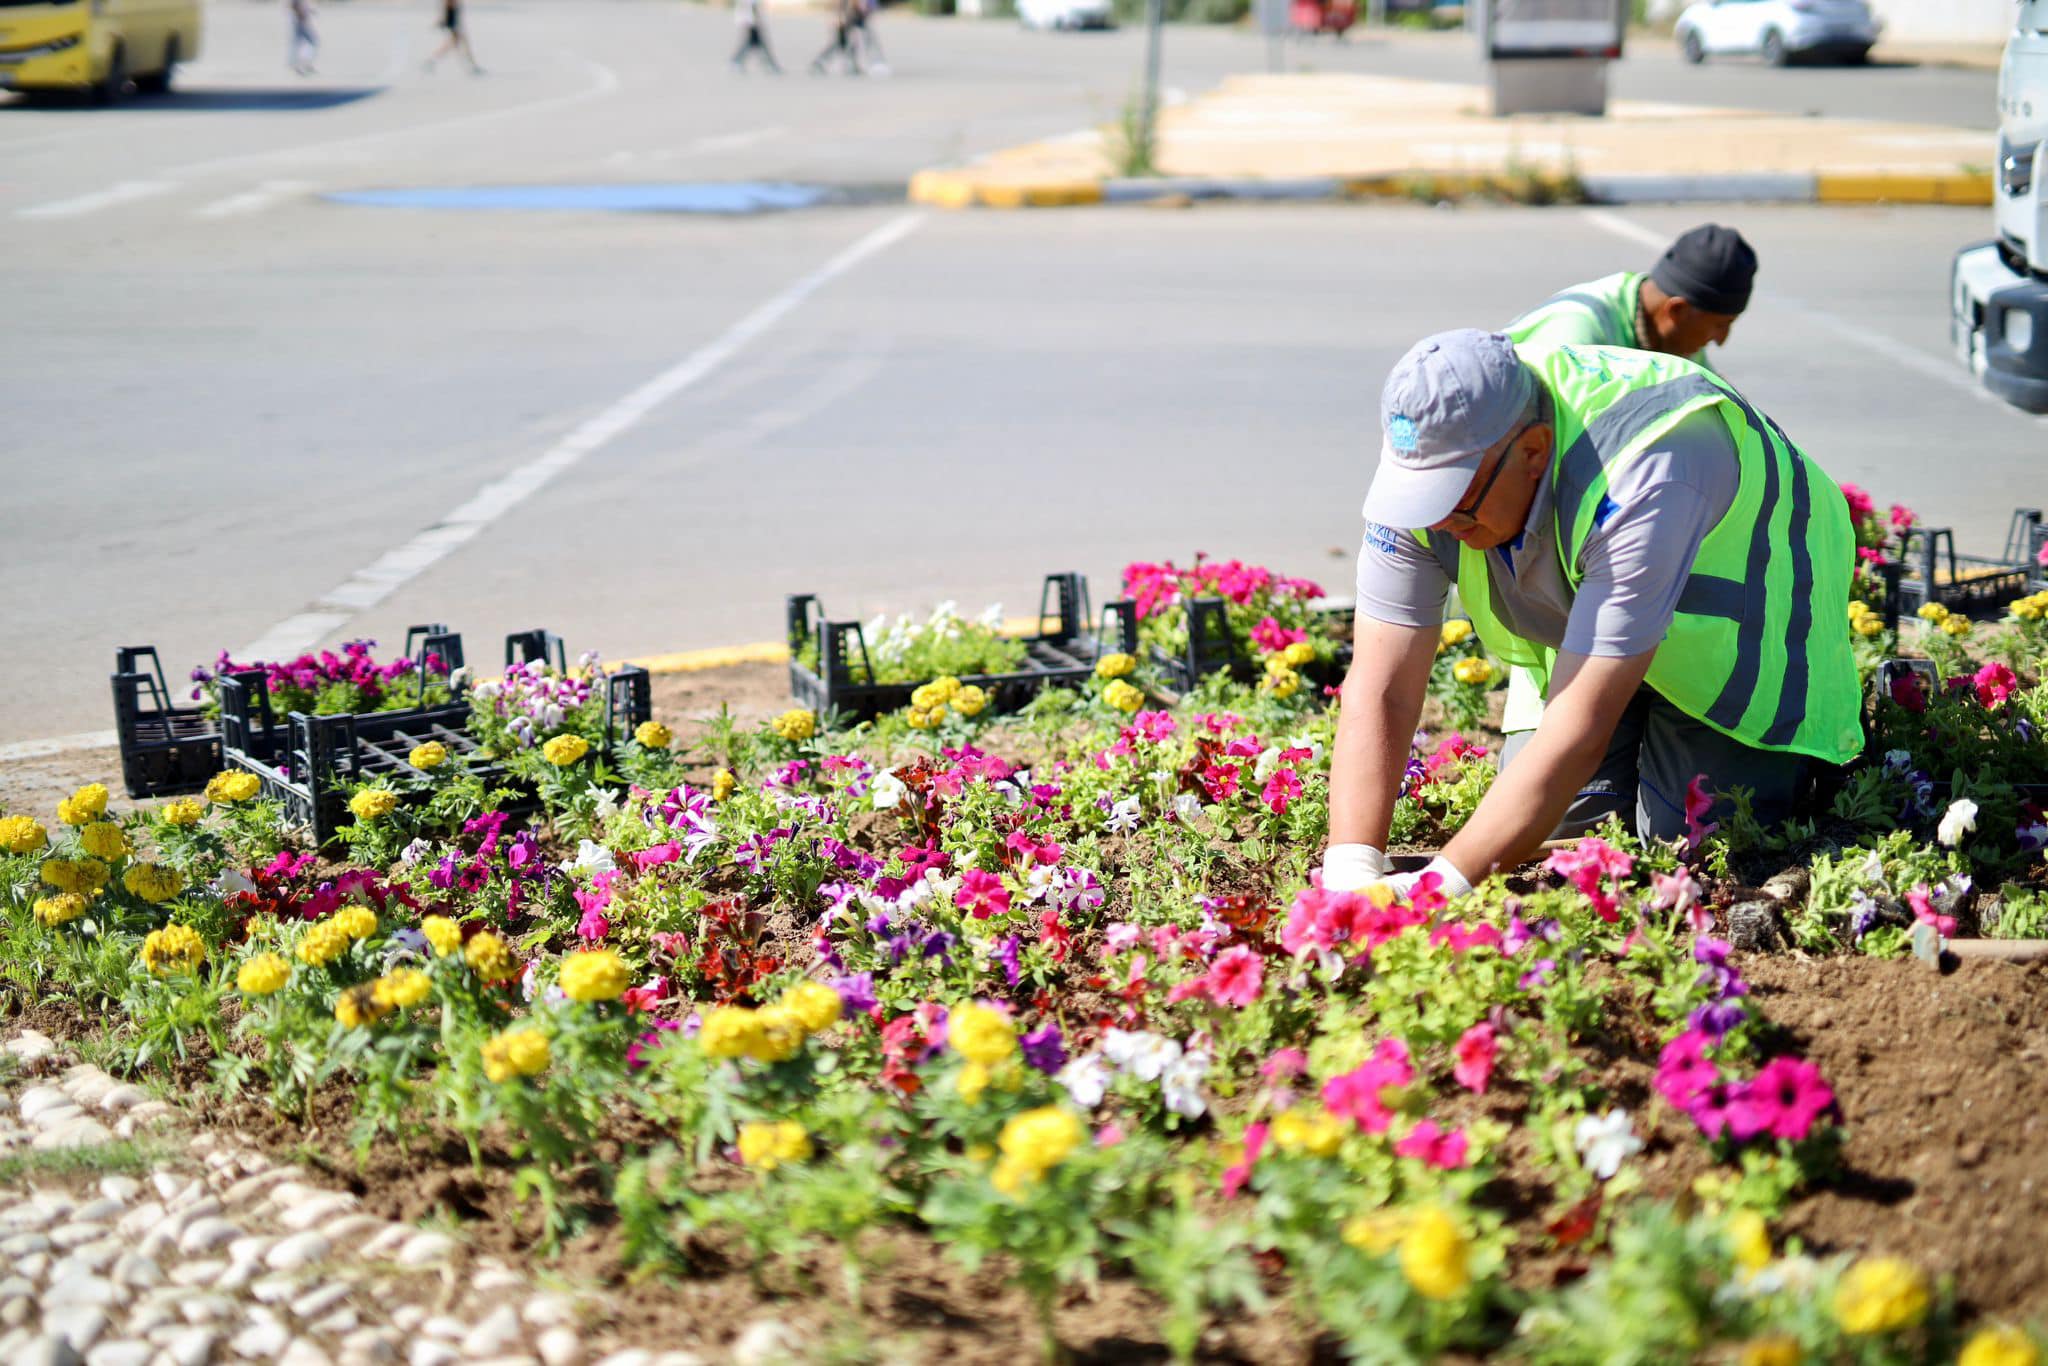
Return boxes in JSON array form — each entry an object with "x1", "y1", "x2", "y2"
[{"x1": 910, "y1": 72, "x2": 1994, "y2": 210}]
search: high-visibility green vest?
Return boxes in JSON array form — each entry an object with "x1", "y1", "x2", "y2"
[
  {"x1": 1417, "y1": 343, "x2": 1864, "y2": 765},
  {"x1": 1505, "y1": 271, "x2": 1645, "y2": 351}
]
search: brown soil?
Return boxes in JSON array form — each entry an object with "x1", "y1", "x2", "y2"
[
  {"x1": 648, "y1": 662, "x2": 790, "y2": 731},
  {"x1": 0, "y1": 743, "x2": 127, "y2": 826},
  {"x1": 1745, "y1": 953, "x2": 2048, "y2": 1319}
]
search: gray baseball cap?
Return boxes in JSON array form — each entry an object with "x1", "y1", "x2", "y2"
[{"x1": 1363, "y1": 329, "x2": 1537, "y2": 529}]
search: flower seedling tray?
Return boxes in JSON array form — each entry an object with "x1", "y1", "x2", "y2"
[
  {"x1": 1891, "y1": 509, "x2": 2043, "y2": 617},
  {"x1": 109, "y1": 646, "x2": 224, "y2": 800},
  {"x1": 1101, "y1": 596, "x2": 1354, "y2": 695},
  {"x1": 786, "y1": 572, "x2": 1126, "y2": 722}
]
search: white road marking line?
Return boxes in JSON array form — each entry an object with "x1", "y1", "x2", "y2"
[
  {"x1": 193, "y1": 180, "x2": 317, "y2": 219},
  {"x1": 16, "y1": 179, "x2": 172, "y2": 220},
  {"x1": 0, "y1": 730, "x2": 119, "y2": 762},
  {"x1": 235, "y1": 210, "x2": 928, "y2": 662},
  {"x1": 1582, "y1": 206, "x2": 2037, "y2": 413}
]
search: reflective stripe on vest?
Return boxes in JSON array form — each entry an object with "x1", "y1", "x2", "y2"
[
  {"x1": 1504, "y1": 271, "x2": 1641, "y2": 350},
  {"x1": 1418, "y1": 345, "x2": 1862, "y2": 764}
]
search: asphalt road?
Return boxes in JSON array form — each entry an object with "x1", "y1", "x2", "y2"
[{"x1": 1, "y1": 1, "x2": 2033, "y2": 746}]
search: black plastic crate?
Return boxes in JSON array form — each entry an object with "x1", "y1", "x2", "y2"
[
  {"x1": 110, "y1": 646, "x2": 223, "y2": 800},
  {"x1": 786, "y1": 573, "x2": 1120, "y2": 721},
  {"x1": 1891, "y1": 509, "x2": 2043, "y2": 617},
  {"x1": 1101, "y1": 596, "x2": 1354, "y2": 695}
]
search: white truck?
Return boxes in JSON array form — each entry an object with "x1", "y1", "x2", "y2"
[{"x1": 1952, "y1": 0, "x2": 2048, "y2": 413}]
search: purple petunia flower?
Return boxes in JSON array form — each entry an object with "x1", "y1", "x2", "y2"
[{"x1": 1020, "y1": 1023, "x2": 1067, "y2": 1075}]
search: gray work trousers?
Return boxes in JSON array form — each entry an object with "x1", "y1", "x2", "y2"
[{"x1": 1497, "y1": 686, "x2": 1806, "y2": 842}]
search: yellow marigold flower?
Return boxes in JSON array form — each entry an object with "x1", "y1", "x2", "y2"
[
  {"x1": 80, "y1": 822, "x2": 129, "y2": 861},
  {"x1": 1282, "y1": 640, "x2": 1317, "y2": 668},
  {"x1": 331, "y1": 905, "x2": 378, "y2": 941},
  {"x1": 56, "y1": 783, "x2": 110, "y2": 826},
  {"x1": 736, "y1": 1120, "x2": 812, "y2": 1171},
  {"x1": 419, "y1": 915, "x2": 462, "y2": 958},
  {"x1": 770, "y1": 709, "x2": 816, "y2": 743},
  {"x1": 1728, "y1": 1209, "x2": 1772, "y2": 1276},
  {"x1": 140, "y1": 924, "x2": 206, "y2": 978},
  {"x1": 297, "y1": 921, "x2": 352, "y2": 967},
  {"x1": 1103, "y1": 679, "x2": 1144, "y2": 713},
  {"x1": 956, "y1": 1060, "x2": 991, "y2": 1104},
  {"x1": 1738, "y1": 1336, "x2": 1803, "y2": 1366},
  {"x1": 236, "y1": 953, "x2": 291, "y2": 996},
  {"x1": 348, "y1": 789, "x2": 399, "y2": 822},
  {"x1": 408, "y1": 742, "x2": 449, "y2": 771},
  {"x1": 996, "y1": 1107, "x2": 1083, "y2": 1180},
  {"x1": 711, "y1": 769, "x2": 737, "y2": 802},
  {"x1": 1959, "y1": 1325, "x2": 2042, "y2": 1366},
  {"x1": 952, "y1": 685, "x2": 989, "y2": 718},
  {"x1": 1095, "y1": 652, "x2": 1137, "y2": 679},
  {"x1": 542, "y1": 734, "x2": 590, "y2": 766},
  {"x1": 2016, "y1": 597, "x2": 2045, "y2": 622},
  {"x1": 911, "y1": 681, "x2": 951, "y2": 710},
  {"x1": 634, "y1": 721, "x2": 672, "y2": 751},
  {"x1": 0, "y1": 814, "x2": 47, "y2": 855},
  {"x1": 204, "y1": 771, "x2": 261, "y2": 804},
  {"x1": 559, "y1": 949, "x2": 630, "y2": 1003},
  {"x1": 1261, "y1": 667, "x2": 1301, "y2": 700},
  {"x1": 699, "y1": 1006, "x2": 762, "y2": 1060},
  {"x1": 160, "y1": 798, "x2": 204, "y2": 827},
  {"x1": 780, "y1": 980, "x2": 842, "y2": 1034},
  {"x1": 1270, "y1": 1108, "x2": 1345, "y2": 1158},
  {"x1": 334, "y1": 984, "x2": 392, "y2": 1029},
  {"x1": 906, "y1": 706, "x2": 940, "y2": 730},
  {"x1": 1399, "y1": 1208, "x2": 1471, "y2": 1301},
  {"x1": 32, "y1": 894, "x2": 87, "y2": 928},
  {"x1": 1833, "y1": 1256, "x2": 1930, "y2": 1335},
  {"x1": 463, "y1": 931, "x2": 518, "y2": 982},
  {"x1": 1453, "y1": 657, "x2": 1495, "y2": 687},
  {"x1": 1854, "y1": 616, "x2": 1884, "y2": 637},
  {"x1": 746, "y1": 1006, "x2": 805, "y2": 1063},
  {"x1": 950, "y1": 1003, "x2": 1018, "y2": 1065},
  {"x1": 481, "y1": 1027, "x2": 550, "y2": 1083},
  {"x1": 1342, "y1": 1208, "x2": 1414, "y2": 1257},
  {"x1": 1917, "y1": 602, "x2": 1950, "y2": 623},
  {"x1": 1440, "y1": 619, "x2": 1474, "y2": 647},
  {"x1": 1942, "y1": 615, "x2": 1972, "y2": 638},
  {"x1": 123, "y1": 863, "x2": 184, "y2": 905},
  {"x1": 373, "y1": 967, "x2": 432, "y2": 1010},
  {"x1": 42, "y1": 858, "x2": 110, "y2": 896}
]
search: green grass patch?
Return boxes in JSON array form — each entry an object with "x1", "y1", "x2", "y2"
[{"x1": 0, "y1": 1138, "x2": 168, "y2": 1186}]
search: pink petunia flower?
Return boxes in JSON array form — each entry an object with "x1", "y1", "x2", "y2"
[
  {"x1": 1322, "y1": 1039, "x2": 1415, "y2": 1134},
  {"x1": 1840, "y1": 482, "x2": 1874, "y2": 523},
  {"x1": 1723, "y1": 1056, "x2": 1835, "y2": 1142},
  {"x1": 1220, "y1": 1121, "x2": 1267, "y2": 1198},
  {"x1": 955, "y1": 868, "x2": 1012, "y2": 920},
  {"x1": 1262, "y1": 768, "x2": 1303, "y2": 816},
  {"x1": 1393, "y1": 1120, "x2": 1471, "y2": 1170},
  {"x1": 1906, "y1": 883, "x2": 1957, "y2": 939},
  {"x1": 1974, "y1": 661, "x2": 2020, "y2": 708},
  {"x1": 1452, "y1": 1022, "x2": 1497, "y2": 1094},
  {"x1": 1206, "y1": 945, "x2": 1265, "y2": 1008}
]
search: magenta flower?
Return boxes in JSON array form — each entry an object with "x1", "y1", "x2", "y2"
[
  {"x1": 955, "y1": 868, "x2": 1012, "y2": 920},
  {"x1": 1221, "y1": 1121, "x2": 1269, "y2": 1199},
  {"x1": 1251, "y1": 616, "x2": 1307, "y2": 654},
  {"x1": 1974, "y1": 661, "x2": 2019, "y2": 708},
  {"x1": 1724, "y1": 1056, "x2": 1835, "y2": 1142},
  {"x1": 1322, "y1": 1039, "x2": 1414, "y2": 1134},
  {"x1": 1262, "y1": 768, "x2": 1303, "y2": 816},
  {"x1": 1655, "y1": 1030, "x2": 1720, "y2": 1112},
  {"x1": 1841, "y1": 482, "x2": 1875, "y2": 523},
  {"x1": 1393, "y1": 1120, "x2": 1470, "y2": 1170},
  {"x1": 1906, "y1": 883, "x2": 1958, "y2": 939},
  {"x1": 1453, "y1": 1022, "x2": 1497, "y2": 1094},
  {"x1": 1205, "y1": 946, "x2": 1265, "y2": 1008},
  {"x1": 1261, "y1": 1047, "x2": 1309, "y2": 1080}
]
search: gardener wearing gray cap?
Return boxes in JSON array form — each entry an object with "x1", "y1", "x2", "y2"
[
  {"x1": 1495, "y1": 224, "x2": 1763, "y2": 813},
  {"x1": 1321, "y1": 328, "x2": 1862, "y2": 897}
]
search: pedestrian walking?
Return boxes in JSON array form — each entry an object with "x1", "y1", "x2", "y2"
[
  {"x1": 850, "y1": 0, "x2": 887, "y2": 76},
  {"x1": 288, "y1": 0, "x2": 319, "y2": 76},
  {"x1": 731, "y1": 0, "x2": 781, "y2": 73},
  {"x1": 425, "y1": 0, "x2": 483, "y2": 75},
  {"x1": 809, "y1": 0, "x2": 861, "y2": 76}
]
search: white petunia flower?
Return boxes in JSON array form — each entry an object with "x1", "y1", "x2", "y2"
[
  {"x1": 1104, "y1": 1029, "x2": 1182, "y2": 1082},
  {"x1": 1573, "y1": 1108, "x2": 1643, "y2": 1181},
  {"x1": 1160, "y1": 1048, "x2": 1210, "y2": 1119},
  {"x1": 869, "y1": 771, "x2": 907, "y2": 811},
  {"x1": 1937, "y1": 798, "x2": 1979, "y2": 848},
  {"x1": 564, "y1": 839, "x2": 617, "y2": 875},
  {"x1": 1253, "y1": 747, "x2": 1282, "y2": 784},
  {"x1": 1103, "y1": 795, "x2": 1142, "y2": 834},
  {"x1": 1056, "y1": 1053, "x2": 1112, "y2": 1108},
  {"x1": 1172, "y1": 793, "x2": 1203, "y2": 823}
]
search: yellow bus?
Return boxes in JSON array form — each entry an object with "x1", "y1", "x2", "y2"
[{"x1": 0, "y1": 0, "x2": 202, "y2": 102}]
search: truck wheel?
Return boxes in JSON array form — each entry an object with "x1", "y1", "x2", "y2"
[
  {"x1": 1680, "y1": 29, "x2": 1703, "y2": 64},
  {"x1": 134, "y1": 35, "x2": 178, "y2": 94},
  {"x1": 92, "y1": 44, "x2": 126, "y2": 105},
  {"x1": 1761, "y1": 29, "x2": 1787, "y2": 66}
]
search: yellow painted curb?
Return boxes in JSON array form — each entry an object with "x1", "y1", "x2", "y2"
[
  {"x1": 975, "y1": 181, "x2": 1106, "y2": 209},
  {"x1": 1815, "y1": 171, "x2": 1994, "y2": 206},
  {"x1": 908, "y1": 169, "x2": 979, "y2": 210},
  {"x1": 626, "y1": 642, "x2": 791, "y2": 674}
]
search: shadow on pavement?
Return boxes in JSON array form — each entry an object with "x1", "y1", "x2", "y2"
[{"x1": 2, "y1": 86, "x2": 383, "y2": 112}]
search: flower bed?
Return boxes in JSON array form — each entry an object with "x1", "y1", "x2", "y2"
[{"x1": 8, "y1": 581, "x2": 2048, "y2": 1359}]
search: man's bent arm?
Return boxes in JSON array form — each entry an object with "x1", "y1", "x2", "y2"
[
  {"x1": 1441, "y1": 649, "x2": 1656, "y2": 880},
  {"x1": 1327, "y1": 618, "x2": 1439, "y2": 851}
]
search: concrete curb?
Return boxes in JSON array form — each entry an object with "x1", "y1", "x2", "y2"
[{"x1": 908, "y1": 167, "x2": 1995, "y2": 210}]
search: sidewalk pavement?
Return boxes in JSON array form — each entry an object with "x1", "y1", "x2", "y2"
[{"x1": 910, "y1": 71, "x2": 1995, "y2": 209}]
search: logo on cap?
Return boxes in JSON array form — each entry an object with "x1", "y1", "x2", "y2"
[{"x1": 1388, "y1": 414, "x2": 1419, "y2": 453}]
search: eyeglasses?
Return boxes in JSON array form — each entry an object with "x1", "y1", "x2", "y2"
[{"x1": 1434, "y1": 428, "x2": 1524, "y2": 534}]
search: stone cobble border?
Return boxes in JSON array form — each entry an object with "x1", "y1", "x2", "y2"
[{"x1": 0, "y1": 1029, "x2": 799, "y2": 1366}]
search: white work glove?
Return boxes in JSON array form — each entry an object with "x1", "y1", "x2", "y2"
[
  {"x1": 1386, "y1": 855, "x2": 1474, "y2": 901},
  {"x1": 1320, "y1": 843, "x2": 1394, "y2": 892}
]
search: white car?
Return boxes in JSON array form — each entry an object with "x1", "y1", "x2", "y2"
[
  {"x1": 1017, "y1": 0, "x2": 1115, "y2": 30},
  {"x1": 1675, "y1": 0, "x2": 1881, "y2": 67}
]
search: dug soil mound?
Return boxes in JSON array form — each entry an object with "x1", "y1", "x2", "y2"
[{"x1": 1743, "y1": 953, "x2": 2048, "y2": 1319}]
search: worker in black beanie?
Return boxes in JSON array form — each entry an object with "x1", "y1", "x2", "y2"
[{"x1": 1509, "y1": 222, "x2": 1759, "y2": 364}]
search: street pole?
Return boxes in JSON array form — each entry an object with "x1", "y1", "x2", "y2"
[{"x1": 1141, "y1": 0, "x2": 1165, "y2": 155}]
